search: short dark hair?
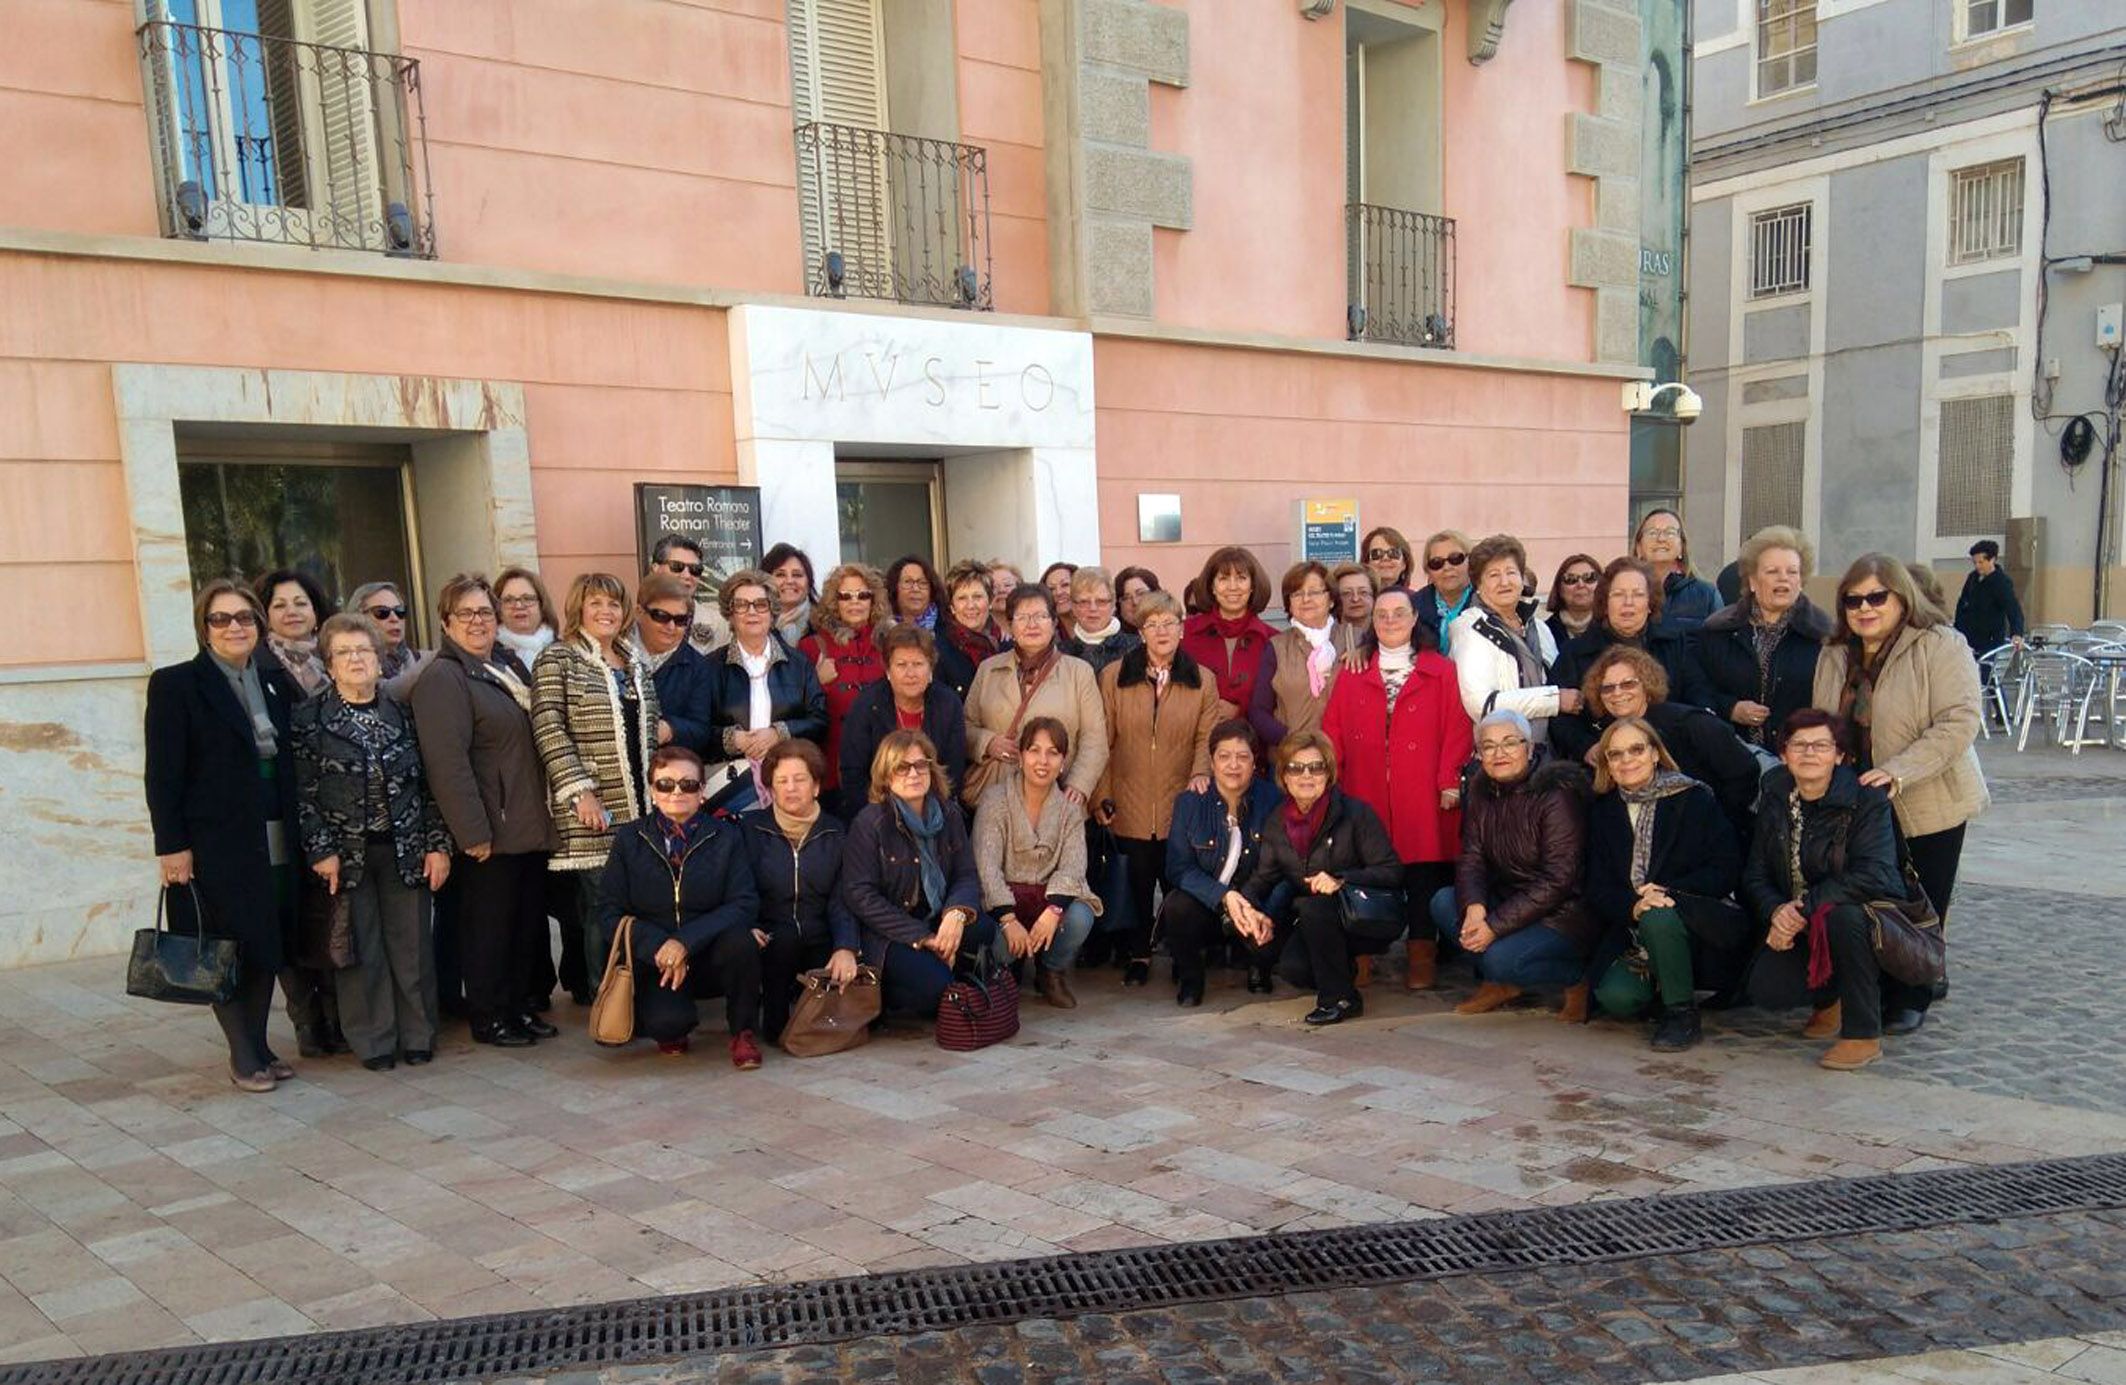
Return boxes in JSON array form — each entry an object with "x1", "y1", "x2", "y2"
[
  {"x1": 1191, "y1": 546, "x2": 1272, "y2": 616},
  {"x1": 1544, "y1": 553, "x2": 1601, "y2": 615},
  {"x1": 651, "y1": 533, "x2": 703, "y2": 564},
  {"x1": 1593, "y1": 556, "x2": 1664, "y2": 627},
  {"x1": 253, "y1": 569, "x2": 337, "y2": 623},
  {"x1": 192, "y1": 578, "x2": 265, "y2": 647},
  {"x1": 1207, "y1": 716, "x2": 1261, "y2": 762},
  {"x1": 762, "y1": 543, "x2": 818, "y2": 598},
  {"x1": 1969, "y1": 539, "x2": 2001, "y2": 561},
  {"x1": 761, "y1": 738, "x2": 827, "y2": 788},
  {"x1": 1005, "y1": 585, "x2": 1056, "y2": 622},
  {"x1": 1777, "y1": 708, "x2": 1853, "y2": 759},
  {"x1": 878, "y1": 622, "x2": 938, "y2": 665},
  {"x1": 649, "y1": 744, "x2": 706, "y2": 777},
  {"x1": 885, "y1": 555, "x2": 944, "y2": 614},
  {"x1": 1020, "y1": 715, "x2": 1070, "y2": 759}
]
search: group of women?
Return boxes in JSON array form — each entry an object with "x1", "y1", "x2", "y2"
[{"x1": 144, "y1": 508, "x2": 1985, "y2": 1088}]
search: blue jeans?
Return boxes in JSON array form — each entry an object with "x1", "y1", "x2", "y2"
[
  {"x1": 1037, "y1": 900, "x2": 1096, "y2": 974},
  {"x1": 880, "y1": 915, "x2": 999, "y2": 1016},
  {"x1": 1429, "y1": 886, "x2": 1584, "y2": 987}
]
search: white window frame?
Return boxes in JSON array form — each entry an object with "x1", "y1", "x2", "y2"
[
  {"x1": 1721, "y1": 175, "x2": 1830, "y2": 554},
  {"x1": 1752, "y1": 0, "x2": 1818, "y2": 100},
  {"x1": 1947, "y1": 158, "x2": 2025, "y2": 266},
  {"x1": 1954, "y1": 0, "x2": 2033, "y2": 45},
  {"x1": 1747, "y1": 202, "x2": 1813, "y2": 300}
]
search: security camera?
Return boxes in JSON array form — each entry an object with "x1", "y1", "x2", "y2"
[{"x1": 1622, "y1": 380, "x2": 1703, "y2": 423}]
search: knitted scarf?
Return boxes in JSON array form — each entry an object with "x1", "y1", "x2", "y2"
[
  {"x1": 497, "y1": 624, "x2": 555, "y2": 666},
  {"x1": 1072, "y1": 615, "x2": 1124, "y2": 648},
  {"x1": 894, "y1": 795, "x2": 950, "y2": 917},
  {"x1": 1619, "y1": 770, "x2": 1697, "y2": 888}
]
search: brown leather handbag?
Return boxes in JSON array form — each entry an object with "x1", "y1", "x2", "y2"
[
  {"x1": 1865, "y1": 861, "x2": 1946, "y2": 987},
  {"x1": 588, "y1": 916, "x2": 637, "y2": 1046},
  {"x1": 780, "y1": 965, "x2": 882, "y2": 1057}
]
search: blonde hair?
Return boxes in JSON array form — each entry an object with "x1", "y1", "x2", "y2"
[
  {"x1": 561, "y1": 572, "x2": 631, "y2": 645},
  {"x1": 867, "y1": 728, "x2": 953, "y2": 805},
  {"x1": 813, "y1": 563, "x2": 890, "y2": 638},
  {"x1": 1738, "y1": 525, "x2": 1815, "y2": 582},
  {"x1": 1591, "y1": 716, "x2": 1680, "y2": 794}
]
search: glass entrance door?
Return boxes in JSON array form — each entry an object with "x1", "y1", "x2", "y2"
[{"x1": 836, "y1": 460, "x2": 944, "y2": 569}]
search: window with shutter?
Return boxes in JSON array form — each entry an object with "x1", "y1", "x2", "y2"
[
  {"x1": 302, "y1": 0, "x2": 385, "y2": 250},
  {"x1": 1937, "y1": 396, "x2": 2014, "y2": 535},
  {"x1": 788, "y1": 0, "x2": 891, "y2": 296},
  {"x1": 1740, "y1": 422, "x2": 1806, "y2": 538}
]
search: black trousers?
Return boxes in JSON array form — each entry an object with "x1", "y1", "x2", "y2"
[
  {"x1": 1897, "y1": 822, "x2": 1966, "y2": 1014},
  {"x1": 1401, "y1": 861, "x2": 1456, "y2": 946},
  {"x1": 1114, "y1": 835, "x2": 1167, "y2": 962},
  {"x1": 1279, "y1": 894, "x2": 1390, "y2": 1008},
  {"x1": 634, "y1": 926, "x2": 763, "y2": 1043},
  {"x1": 1747, "y1": 903, "x2": 1883, "y2": 1039},
  {"x1": 1161, "y1": 890, "x2": 1285, "y2": 984},
  {"x1": 539, "y1": 870, "x2": 596, "y2": 1002},
  {"x1": 759, "y1": 922, "x2": 833, "y2": 1041},
  {"x1": 454, "y1": 850, "x2": 547, "y2": 1028}
]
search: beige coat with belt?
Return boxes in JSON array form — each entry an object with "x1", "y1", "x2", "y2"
[
  {"x1": 963, "y1": 650, "x2": 1110, "y2": 800},
  {"x1": 1813, "y1": 623, "x2": 1987, "y2": 838}
]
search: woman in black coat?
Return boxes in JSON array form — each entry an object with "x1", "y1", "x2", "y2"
[
  {"x1": 1583, "y1": 718, "x2": 1748, "y2": 1053},
  {"x1": 702, "y1": 570, "x2": 829, "y2": 782},
  {"x1": 1742, "y1": 710, "x2": 1907, "y2": 1072},
  {"x1": 742, "y1": 740, "x2": 861, "y2": 1042},
  {"x1": 144, "y1": 580, "x2": 302, "y2": 1091},
  {"x1": 1231, "y1": 730, "x2": 1403, "y2": 1026},
  {"x1": 1694, "y1": 528, "x2": 1830, "y2": 752},
  {"x1": 595, "y1": 745, "x2": 763, "y2": 1065},
  {"x1": 838, "y1": 729, "x2": 995, "y2": 1017},
  {"x1": 834, "y1": 625, "x2": 968, "y2": 819},
  {"x1": 1569, "y1": 645, "x2": 1761, "y2": 845}
]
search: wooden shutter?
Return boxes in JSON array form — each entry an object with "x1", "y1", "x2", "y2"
[
  {"x1": 257, "y1": 0, "x2": 311, "y2": 209},
  {"x1": 302, "y1": 0, "x2": 383, "y2": 249},
  {"x1": 789, "y1": 0, "x2": 889, "y2": 294}
]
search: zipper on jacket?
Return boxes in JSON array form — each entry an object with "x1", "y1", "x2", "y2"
[{"x1": 660, "y1": 827, "x2": 712, "y2": 934}]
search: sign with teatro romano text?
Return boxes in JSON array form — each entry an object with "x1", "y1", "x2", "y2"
[{"x1": 633, "y1": 483, "x2": 763, "y2": 583}]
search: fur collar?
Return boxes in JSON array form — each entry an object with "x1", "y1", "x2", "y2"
[
  {"x1": 1468, "y1": 757, "x2": 1592, "y2": 805},
  {"x1": 1701, "y1": 593, "x2": 1832, "y2": 641},
  {"x1": 1116, "y1": 644, "x2": 1205, "y2": 690}
]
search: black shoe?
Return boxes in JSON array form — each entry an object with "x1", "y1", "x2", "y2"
[
  {"x1": 1303, "y1": 998, "x2": 1362, "y2": 1026},
  {"x1": 528, "y1": 994, "x2": 554, "y2": 1014},
  {"x1": 402, "y1": 1050, "x2": 433, "y2": 1066},
  {"x1": 1650, "y1": 1006, "x2": 1702, "y2": 1052},
  {"x1": 569, "y1": 987, "x2": 595, "y2": 1007},
  {"x1": 1122, "y1": 960, "x2": 1150, "y2": 987},
  {"x1": 295, "y1": 1023, "x2": 328, "y2": 1059},
  {"x1": 324, "y1": 1023, "x2": 353, "y2": 1056},
  {"x1": 1176, "y1": 977, "x2": 1205, "y2": 1008},
  {"x1": 1884, "y1": 1008, "x2": 1926, "y2": 1036},
  {"x1": 518, "y1": 1014, "x2": 560, "y2": 1039},
  {"x1": 1246, "y1": 963, "x2": 1274, "y2": 995},
  {"x1": 361, "y1": 1055, "x2": 397, "y2": 1072},
  {"x1": 472, "y1": 1021, "x2": 535, "y2": 1048}
]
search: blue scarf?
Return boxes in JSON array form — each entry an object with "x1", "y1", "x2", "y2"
[
  {"x1": 653, "y1": 809, "x2": 710, "y2": 868},
  {"x1": 893, "y1": 795, "x2": 950, "y2": 917},
  {"x1": 1429, "y1": 586, "x2": 1473, "y2": 652}
]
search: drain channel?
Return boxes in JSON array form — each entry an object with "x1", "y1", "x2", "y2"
[{"x1": 17, "y1": 1151, "x2": 2126, "y2": 1385}]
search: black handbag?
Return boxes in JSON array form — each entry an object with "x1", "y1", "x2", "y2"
[
  {"x1": 1338, "y1": 884, "x2": 1407, "y2": 944},
  {"x1": 1864, "y1": 860, "x2": 1946, "y2": 987},
  {"x1": 127, "y1": 884, "x2": 242, "y2": 1006}
]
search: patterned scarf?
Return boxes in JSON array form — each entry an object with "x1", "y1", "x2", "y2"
[
  {"x1": 1835, "y1": 629, "x2": 1899, "y2": 770},
  {"x1": 1378, "y1": 641, "x2": 1415, "y2": 706},
  {"x1": 1015, "y1": 642, "x2": 1060, "y2": 694},
  {"x1": 652, "y1": 808, "x2": 709, "y2": 869},
  {"x1": 944, "y1": 617, "x2": 1000, "y2": 670},
  {"x1": 1745, "y1": 598, "x2": 1794, "y2": 747},
  {"x1": 1619, "y1": 770, "x2": 1697, "y2": 888},
  {"x1": 483, "y1": 658, "x2": 534, "y2": 714},
  {"x1": 268, "y1": 634, "x2": 327, "y2": 697}
]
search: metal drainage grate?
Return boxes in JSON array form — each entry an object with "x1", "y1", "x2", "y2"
[{"x1": 16, "y1": 1152, "x2": 2126, "y2": 1385}]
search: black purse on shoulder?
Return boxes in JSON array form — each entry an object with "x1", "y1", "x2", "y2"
[
  {"x1": 1339, "y1": 884, "x2": 1408, "y2": 944},
  {"x1": 127, "y1": 884, "x2": 242, "y2": 1006}
]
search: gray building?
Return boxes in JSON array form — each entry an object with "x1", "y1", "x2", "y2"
[{"x1": 1682, "y1": 0, "x2": 2126, "y2": 620}]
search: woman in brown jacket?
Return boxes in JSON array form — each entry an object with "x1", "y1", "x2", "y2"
[
  {"x1": 963, "y1": 586, "x2": 1109, "y2": 808},
  {"x1": 1093, "y1": 589, "x2": 1226, "y2": 986},
  {"x1": 1813, "y1": 553, "x2": 1985, "y2": 1035}
]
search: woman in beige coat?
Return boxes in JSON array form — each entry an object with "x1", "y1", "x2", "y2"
[
  {"x1": 1813, "y1": 552, "x2": 1985, "y2": 1036},
  {"x1": 1093, "y1": 589, "x2": 1227, "y2": 986},
  {"x1": 963, "y1": 586, "x2": 1109, "y2": 808}
]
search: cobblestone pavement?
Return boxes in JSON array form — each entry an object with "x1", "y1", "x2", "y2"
[
  {"x1": 505, "y1": 1209, "x2": 2126, "y2": 1384},
  {"x1": 0, "y1": 744, "x2": 2122, "y2": 1370}
]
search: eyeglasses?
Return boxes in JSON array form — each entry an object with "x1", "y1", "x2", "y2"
[
  {"x1": 892, "y1": 760, "x2": 933, "y2": 779},
  {"x1": 651, "y1": 776, "x2": 704, "y2": 794},
  {"x1": 837, "y1": 590, "x2": 873, "y2": 604},
  {"x1": 1560, "y1": 572, "x2": 1599, "y2": 587},
  {"x1": 1292, "y1": 586, "x2": 1331, "y2": 602},
  {"x1": 1375, "y1": 605, "x2": 1415, "y2": 620},
  {"x1": 1597, "y1": 677, "x2": 1642, "y2": 696},
  {"x1": 896, "y1": 576, "x2": 928, "y2": 589},
  {"x1": 364, "y1": 605, "x2": 408, "y2": 621},
  {"x1": 1841, "y1": 590, "x2": 1894, "y2": 611},
  {"x1": 450, "y1": 607, "x2": 497, "y2": 623},
  {"x1": 1603, "y1": 742, "x2": 1652, "y2": 762},
  {"x1": 663, "y1": 561, "x2": 705, "y2": 578},
  {"x1": 204, "y1": 610, "x2": 259, "y2": 629},
  {"x1": 1366, "y1": 547, "x2": 1402, "y2": 563},
  {"x1": 1785, "y1": 740, "x2": 1839, "y2": 757},
  {"x1": 499, "y1": 593, "x2": 541, "y2": 608},
  {"x1": 729, "y1": 598, "x2": 773, "y2": 615},
  {"x1": 1477, "y1": 738, "x2": 1528, "y2": 756},
  {"x1": 329, "y1": 645, "x2": 377, "y2": 662},
  {"x1": 1284, "y1": 760, "x2": 1329, "y2": 777},
  {"x1": 640, "y1": 607, "x2": 690, "y2": 627},
  {"x1": 1425, "y1": 552, "x2": 1467, "y2": 572},
  {"x1": 1641, "y1": 526, "x2": 1682, "y2": 540},
  {"x1": 1139, "y1": 617, "x2": 1181, "y2": 635}
]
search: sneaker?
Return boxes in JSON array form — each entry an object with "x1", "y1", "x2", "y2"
[{"x1": 730, "y1": 1031, "x2": 763, "y2": 1070}]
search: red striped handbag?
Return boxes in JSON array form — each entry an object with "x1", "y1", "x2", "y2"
[{"x1": 936, "y1": 955, "x2": 1020, "y2": 1051}]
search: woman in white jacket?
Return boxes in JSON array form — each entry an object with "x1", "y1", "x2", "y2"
[{"x1": 1447, "y1": 534, "x2": 1582, "y2": 745}]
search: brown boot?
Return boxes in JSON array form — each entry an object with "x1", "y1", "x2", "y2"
[
  {"x1": 1455, "y1": 982, "x2": 1522, "y2": 1015},
  {"x1": 1037, "y1": 968, "x2": 1077, "y2": 1010},
  {"x1": 1819, "y1": 1037, "x2": 1881, "y2": 1071},
  {"x1": 1803, "y1": 1001, "x2": 1842, "y2": 1040},
  {"x1": 1404, "y1": 940, "x2": 1438, "y2": 991},
  {"x1": 1555, "y1": 982, "x2": 1591, "y2": 1024},
  {"x1": 1354, "y1": 955, "x2": 1374, "y2": 988}
]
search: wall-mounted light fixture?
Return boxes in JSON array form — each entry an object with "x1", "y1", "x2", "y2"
[{"x1": 1300, "y1": 0, "x2": 1335, "y2": 17}]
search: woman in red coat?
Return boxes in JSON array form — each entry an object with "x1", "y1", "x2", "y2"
[
  {"x1": 800, "y1": 563, "x2": 888, "y2": 793},
  {"x1": 1320, "y1": 585, "x2": 1473, "y2": 991},
  {"x1": 1179, "y1": 546, "x2": 1278, "y2": 721}
]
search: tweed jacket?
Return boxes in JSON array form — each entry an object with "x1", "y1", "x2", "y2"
[
  {"x1": 293, "y1": 690, "x2": 452, "y2": 890},
  {"x1": 1812, "y1": 623, "x2": 1988, "y2": 839},
  {"x1": 531, "y1": 635, "x2": 662, "y2": 871},
  {"x1": 1093, "y1": 646, "x2": 1226, "y2": 841}
]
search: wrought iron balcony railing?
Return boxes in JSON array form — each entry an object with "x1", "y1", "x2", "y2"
[
  {"x1": 794, "y1": 121, "x2": 992, "y2": 310},
  {"x1": 1347, "y1": 202, "x2": 1455, "y2": 350},
  {"x1": 138, "y1": 19, "x2": 436, "y2": 257}
]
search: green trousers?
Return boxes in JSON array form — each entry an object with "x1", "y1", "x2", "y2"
[{"x1": 1593, "y1": 906, "x2": 1694, "y2": 1018}]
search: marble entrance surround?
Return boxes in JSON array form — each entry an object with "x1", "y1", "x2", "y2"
[{"x1": 726, "y1": 305, "x2": 1101, "y2": 575}]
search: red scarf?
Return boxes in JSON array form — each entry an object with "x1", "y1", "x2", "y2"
[
  {"x1": 944, "y1": 617, "x2": 1000, "y2": 669},
  {"x1": 1282, "y1": 794, "x2": 1330, "y2": 861},
  {"x1": 1182, "y1": 610, "x2": 1273, "y2": 707}
]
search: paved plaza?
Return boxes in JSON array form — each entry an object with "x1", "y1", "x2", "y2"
[{"x1": 0, "y1": 740, "x2": 2122, "y2": 1380}]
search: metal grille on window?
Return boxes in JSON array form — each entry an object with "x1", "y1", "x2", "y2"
[
  {"x1": 1741, "y1": 422, "x2": 1806, "y2": 538},
  {"x1": 1937, "y1": 395, "x2": 2014, "y2": 535},
  {"x1": 1755, "y1": 0, "x2": 1817, "y2": 95},
  {"x1": 1749, "y1": 204, "x2": 1811, "y2": 298},
  {"x1": 1950, "y1": 159, "x2": 2024, "y2": 265}
]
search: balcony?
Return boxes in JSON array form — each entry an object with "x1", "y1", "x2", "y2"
[
  {"x1": 1346, "y1": 203, "x2": 1455, "y2": 350},
  {"x1": 794, "y1": 121, "x2": 992, "y2": 311},
  {"x1": 138, "y1": 19, "x2": 435, "y2": 257}
]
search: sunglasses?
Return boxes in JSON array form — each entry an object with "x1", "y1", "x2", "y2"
[
  {"x1": 663, "y1": 561, "x2": 705, "y2": 578},
  {"x1": 641, "y1": 608, "x2": 690, "y2": 627},
  {"x1": 204, "y1": 610, "x2": 259, "y2": 629},
  {"x1": 1285, "y1": 760, "x2": 1329, "y2": 777},
  {"x1": 364, "y1": 605, "x2": 408, "y2": 621},
  {"x1": 1425, "y1": 553, "x2": 1467, "y2": 571},
  {"x1": 837, "y1": 591, "x2": 874, "y2": 603},
  {"x1": 1603, "y1": 743, "x2": 1652, "y2": 762},
  {"x1": 651, "y1": 776, "x2": 703, "y2": 794},
  {"x1": 892, "y1": 760, "x2": 933, "y2": 778},
  {"x1": 1841, "y1": 590, "x2": 1895, "y2": 611},
  {"x1": 1560, "y1": 572, "x2": 1599, "y2": 587},
  {"x1": 1597, "y1": 678, "x2": 1642, "y2": 696},
  {"x1": 1365, "y1": 547, "x2": 1402, "y2": 563}
]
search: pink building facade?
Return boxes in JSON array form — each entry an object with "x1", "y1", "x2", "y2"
[{"x1": 0, "y1": 0, "x2": 1647, "y2": 963}]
